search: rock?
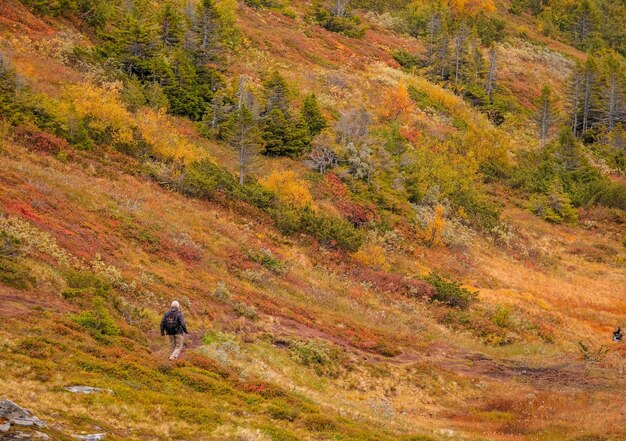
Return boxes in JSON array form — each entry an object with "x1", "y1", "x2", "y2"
[
  {"x1": 71, "y1": 434, "x2": 106, "y2": 441},
  {"x1": 0, "y1": 400, "x2": 47, "y2": 429},
  {"x1": 0, "y1": 422, "x2": 10, "y2": 432},
  {"x1": 33, "y1": 432, "x2": 50, "y2": 440},
  {"x1": 63, "y1": 386, "x2": 113, "y2": 395}
]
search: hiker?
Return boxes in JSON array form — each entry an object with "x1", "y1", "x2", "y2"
[
  {"x1": 614, "y1": 327, "x2": 623, "y2": 343},
  {"x1": 160, "y1": 301, "x2": 188, "y2": 360}
]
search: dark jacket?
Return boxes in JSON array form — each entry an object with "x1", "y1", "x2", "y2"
[{"x1": 160, "y1": 307, "x2": 188, "y2": 335}]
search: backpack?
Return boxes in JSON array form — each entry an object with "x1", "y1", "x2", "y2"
[{"x1": 164, "y1": 310, "x2": 181, "y2": 334}]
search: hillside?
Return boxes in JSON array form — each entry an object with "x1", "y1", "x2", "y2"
[{"x1": 1, "y1": 0, "x2": 626, "y2": 440}]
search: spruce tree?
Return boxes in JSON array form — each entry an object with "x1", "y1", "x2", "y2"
[
  {"x1": 301, "y1": 94, "x2": 327, "y2": 137},
  {"x1": 160, "y1": 3, "x2": 184, "y2": 48}
]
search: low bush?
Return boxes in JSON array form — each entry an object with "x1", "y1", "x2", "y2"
[
  {"x1": 392, "y1": 50, "x2": 421, "y2": 69},
  {"x1": 271, "y1": 208, "x2": 364, "y2": 252},
  {"x1": 246, "y1": 248, "x2": 285, "y2": 273},
  {"x1": 311, "y1": 2, "x2": 365, "y2": 38},
  {"x1": 289, "y1": 339, "x2": 343, "y2": 377},
  {"x1": 423, "y1": 272, "x2": 477, "y2": 309},
  {"x1": 233, "y1": 302, "x2": 259, "y2": 320},
  {"x1": 0, "y1": 257, "x2": 33, "y2": 289},
  {"x1": 70, "y1": 298, "x2": 121, "y2": 339}
]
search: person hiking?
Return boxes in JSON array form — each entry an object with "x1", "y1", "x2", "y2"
[
  {"x1": 613, "y1": 327, "x2": 623, "y2": 343},
  {"x1": 160, "y1": 301, "x2": 188, "y2": 360}
]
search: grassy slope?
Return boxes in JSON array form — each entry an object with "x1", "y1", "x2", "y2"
[{"x1": 1, "y1": 1, "x2": 626, "y2": 440}]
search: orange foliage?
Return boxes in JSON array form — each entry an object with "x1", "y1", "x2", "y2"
[
  {"x1": 417, "y1": 205, "x2": 445, "y2": 247},
  {"x1": 380, "y1": 82, "x2": 415, "y2": 123},
  {"x1": 260, "y1": 170, "x2": 313, "y2": 208}
]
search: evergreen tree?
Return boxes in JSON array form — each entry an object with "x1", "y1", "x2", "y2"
[
  {"x1": 193, "y1": 0, "x2": 223, "y2": 66},
  {"x1": 260, "y1": 71, "x2": 310, "y2": 156},
  {"x1": 115, "y1": 16, "x2": 159, "y2": 79},
  {"x1": 301, "y1": 94, "x2": 327, "y2": 137},
  {"x1": 163, "y1": 49, "x2": 206, "y2": 120},
  {"x1": 264, "y1": 71, "x2": 290, "y2": 113},
  {"x1": 159, "y1": 3, "x2": 184, "y2": 48}
]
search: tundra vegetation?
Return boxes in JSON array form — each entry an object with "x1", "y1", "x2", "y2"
[{"x1": 1, "y1": 0, "x2": 625, "y2": 440}]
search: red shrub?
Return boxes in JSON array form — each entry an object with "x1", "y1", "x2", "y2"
[
  {"x1": 349, "y1": 267, "x2": 435, "y2": 300},
  {"x1": 337, "y1": 200, "x2": 379, "y2": 227},
  {"x1": 15, "y1": 126, "x2": 69, "y2": 155}
]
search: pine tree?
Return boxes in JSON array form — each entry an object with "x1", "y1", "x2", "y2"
[
  {"x1": 301, "y1": 93, "x2": 327, "y2": 137},
  {"x1": 534, "y1": 85, "x2": 558, "y2": 146},
  {"x1": 116, "y1": 16, "x2": 159, "y2": 79}
]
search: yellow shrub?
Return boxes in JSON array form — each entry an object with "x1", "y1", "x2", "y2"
[
  {"x1": 260, "y1": 171, "x2": 313, "y2": 208},
  {"x1": 62, "y1": 82, "x2": 134, "y2": 144},
  {"x1": 352, "y1": 242, "x2": 390, "y2": 271}
]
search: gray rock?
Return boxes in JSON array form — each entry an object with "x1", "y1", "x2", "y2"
[
  {"x1": 0, "y1": 421, "x2": 10, "y2": 432},
  {"x1": 71, "y1": 434, "x2": 106, "y2": 441},
  {"x1": 0, "y1": 400, "x2": 47, "y2": 429},
  {"x1": 63, "y1": 386, "x2": 112, "y2": 395},
  {"x1": 33, "y1": 432, "x2": 50, "y2": 440}
]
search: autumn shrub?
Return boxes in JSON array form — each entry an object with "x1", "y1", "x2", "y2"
[
  {"x1": 423, "y1": 272, "x2": 477, "y2": 309},
  {"x1": 14, "y1": 125, "x2": 70, "y2": 155},
  {"x1": 260, "y1": 171, "x2": 313, "y2": 208},
  {"x1": 351, "y1": 267, "x2": 434, "y2": 299},
  {"x1": 302, "y1": 414, "x2": 338, "y2": 432},
  {"x1": 233, "y1": 302, "x2": 259, "y2": 320},
  {"x1": 337, "y1": 199, "x2": 379, "y2": 227},
  {"x1": 351, "y1": 242, "x2": 389, "y2": 270}
]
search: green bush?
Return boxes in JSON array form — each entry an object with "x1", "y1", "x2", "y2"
[
  {"x1": 71, "y1": 298, "x2": 120, "y2": 338},
  {"x1": 0, "y1": 257, "x2": 33, "y2": 290},
  {"x1": 246, "y1": 248, "x2": 285, "y2": 273},
  {"x1": 424, "y1": 272, "x2": 477, "y2": 309},
  {"x1": 312, "y1": 2, "x2": 365, "y2": 38},
  {"x1": 392, "y1": 50, "x2": 420, "y2": 69},
  {"x1": 289, "y1": 339, "x2": 343, "y2": 377}
]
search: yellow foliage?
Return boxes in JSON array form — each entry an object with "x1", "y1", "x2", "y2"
[
  {"x1": 449, "y1": 0, "x2": 495, "y2": 15},
  {"x1": 135, "y1": 109, "x2": 200, "y2": 163},
  {"x1": 352, "y1": 242, "x2": 390, "y2": 270},
  {"x1": 417, "y1": 205, "x2": 445, "y2": 248},
  {"x1": 380, "y1": 82, "x2": 415, "y2": 122},
  {"x1": 62, "y1": 82, "x2": 134, "y2": 144},
  {"x1": 260, "y1": 171, "x2": 313, "y2": 208},
  {"x1": 410, "y1": 0, "x2": 495, "y2": 16}
]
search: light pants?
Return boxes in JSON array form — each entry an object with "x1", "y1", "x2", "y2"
[{"x1": 168, "y1": 334, "x2": 184, "y2": 360}]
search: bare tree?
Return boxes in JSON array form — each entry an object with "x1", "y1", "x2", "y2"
[
  {"x1": 333, "y1": 0, "x2": 350, "y2": 17},
  {"x1": 336, "y1": 106, "x2": 371, "y2": 147},
  {"x1": 485, "y1": 45, "x2": 497, "y2": 99},
  {"x1": 453, "y1": 25, "x2": 468, "y2": 84},
  {"x1": 535, "y1": 85, "x2": 558, "y2": 146},
  {"x1": 569, "y1": 67, "x2": 582, "y2": 135}
]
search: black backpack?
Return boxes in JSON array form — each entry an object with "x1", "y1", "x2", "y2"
[{"x1": 164, "y1": 310, "x2": 181, "y2": 334}]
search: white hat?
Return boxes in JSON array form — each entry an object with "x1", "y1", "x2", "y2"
[{"x1": 171, "y1": 300, "x2": 180, "y2": 308}]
